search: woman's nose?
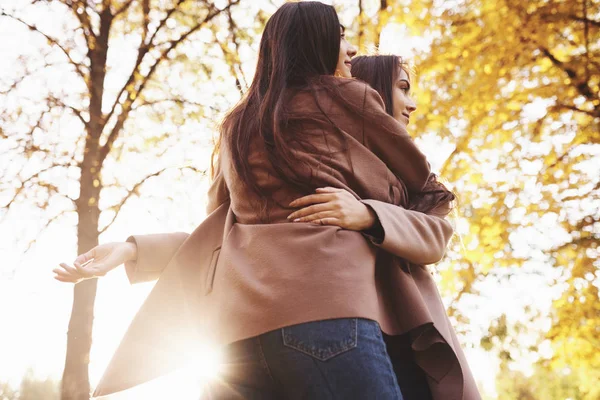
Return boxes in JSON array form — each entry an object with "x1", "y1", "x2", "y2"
[
  {"x1": 348, "y1": 43, "x2": 357, "y2": 57},
  {"x1": 407, "y1": 101, "x2": 416, "y2": 113}
]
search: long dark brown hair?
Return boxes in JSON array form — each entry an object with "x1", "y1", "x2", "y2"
[
  {"x1": 351, "y1": 55, "x2": 456, "y2": 214},
  {"x1": 215, "y1": 2, "x2": 396, "y2": 206},
  {"x1": 217, "y1": 2, "x2": 342, "y2": 199}
]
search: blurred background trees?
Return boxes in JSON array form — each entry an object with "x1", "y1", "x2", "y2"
[
  {"x1": 404, "y1": 1, "x2": 599, "y2": 398},
  {"x1": 1, "y1": 0, "x2": 257, "y2": 398},
  {"x1": 0, "y1": 0, "x2": 597, "y2": 399},
  {"x1": 0, "y1": 370, "x2": 59, "y2": 400}
]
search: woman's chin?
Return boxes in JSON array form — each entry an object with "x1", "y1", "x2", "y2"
[
  {"x1": 394, "y1": 116, "x2": 409, "y2": 128},
  {"x1": 335, "y1": 66, "x2": 352, "y2": 78}
]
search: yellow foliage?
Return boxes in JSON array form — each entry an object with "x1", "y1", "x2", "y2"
[{"x1": 371, "y1": 0, "x2": 600, "y2": 394}]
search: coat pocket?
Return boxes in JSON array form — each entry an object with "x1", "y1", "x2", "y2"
[{"x1": 204, "y1": 247, "x2": 221, "y2": 294}]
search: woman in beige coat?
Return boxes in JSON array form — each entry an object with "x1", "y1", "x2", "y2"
[{"x1": 55, "y1": 2, "x2": 479, "y2": 399}]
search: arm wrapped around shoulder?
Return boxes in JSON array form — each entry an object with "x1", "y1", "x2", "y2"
[{"x1": 361, "y1": 85, "x2": 430, "y2": 192}]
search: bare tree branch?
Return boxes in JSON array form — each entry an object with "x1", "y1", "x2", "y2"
[
  {"x1": 131, "y1": 98, "x2": 221, "y2": 112},
  {"x1": 145, "y1": 0, "x2": 188, "y2": 48},
  {"x1": 569, "y1": 15, "x2": 600, "y2": 28},
  {"x1": 226, "y1": 6, "x2": 248, "y2": 92},
  {"x1": 211, "y1": 6, "x2": 246, "y2": 96},
  {"x1": 103, "y1": 0, "x2": 187, "y2": 128},
  {"x1": 49, "y1": 96, "x2": 89, "y2": 127},
  {"x1": 540, "y1": 12, "x2": 600, "y2": 28},
  {"x1": 539, "y1": 46, "x2": 598, "y2": 102},
  {"x1": 98, "y1": 166, "x2": 204, "y2": 234},
  {"x1": 20, "y1": 107, "x2": 52, "y2": 157},
  {"x1": 99, "y1": 0, "x2": 240, "y2": 165},
  {"x1": 140, "y1": 0, "x2": 150, "y2": 45},
  {"x1": 2, "y1": 163, "x2": 76, "y2": 210},
  {"x1": 0, "y1": 12, "x2": 88, "y2": 81},
  {"x1": 22, "y1": 209, "x2": 74, "y2": 254},
  {"x1": 113, "y1": 0, "x2": 136, "y2": 17},
  {"x1": 0, "y1": 61, "x2": 72, "y2": 95},
  {"x1": 553, "y1": 102, "x2": 599, "y2": 118},
  {"x1": 61, "y1": 0, "x2": 97, "y2": 47}
]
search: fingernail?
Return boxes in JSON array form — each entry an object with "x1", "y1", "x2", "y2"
[{"x1": 293, "y1": 218, "x2": 300, "y2": 222}]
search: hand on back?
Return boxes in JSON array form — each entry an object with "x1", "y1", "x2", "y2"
[{"x1": 287, "y1": 187, "x2": 376, "y2": 231}]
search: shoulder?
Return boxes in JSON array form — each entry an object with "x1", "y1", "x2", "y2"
[
  {"x1": 331, "y1": 76, "x2": 366, "y2": 92},
  {"x1": 323, "y1": 77, "x2": 386, "y2": 111},
  {"x1": 330, "y1": 77, "x2": 373, "y2": 100},
  {"x1": 330, "y1": 77, "x2": 386, "y2": 112}
]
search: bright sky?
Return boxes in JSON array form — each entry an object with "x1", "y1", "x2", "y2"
[{"x1": 0, "y1": 0, "x2": 570, "y2": 398}]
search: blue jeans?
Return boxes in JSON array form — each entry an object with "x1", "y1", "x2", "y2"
[
  {"x1": 383, "y1": 333, "x2": 433, "y2": 400},
  {"x1": 202, "y1": 318, "x2": 404, "y2": 399}
]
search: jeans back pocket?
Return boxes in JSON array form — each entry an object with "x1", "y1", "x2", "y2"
[{"x1": 282, "y1": 318, "x2": 358, "y2": 361}]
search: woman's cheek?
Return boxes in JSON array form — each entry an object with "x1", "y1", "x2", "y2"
[{"x1": 392, "y1": 89, "x2": 403, "y2": 122}]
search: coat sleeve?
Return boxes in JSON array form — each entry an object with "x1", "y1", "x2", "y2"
[
  {"x1": 360, "y1": 199, "x2": 454, "y2": 265},
  {"x1": 361, "y1": 84, "x2": 431, "y2": 193},
  {"x1": 123, "y1": 232, "x2": 190, "y2": 284},
  {"x1": 124, "y1": 160, "x2": 230, "y2": 284}
]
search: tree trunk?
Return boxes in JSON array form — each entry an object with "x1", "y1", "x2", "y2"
[
  {"x1": 61, "y1": 6, "x2": 110, "y2": 398},
  {"x1": 61, "y1": 163, "x2": 101, "y2": 400},
  {"x1": 61, "y1": 280, "x2": 97, "y2": 400}
]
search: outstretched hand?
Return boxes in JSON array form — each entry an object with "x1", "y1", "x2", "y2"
[
  {"x1": 287, "y1": 187, "x2": 376, "y2": 231},
  {"x1": 53, "y1": 242, "x2": 137, "y2": 284}
]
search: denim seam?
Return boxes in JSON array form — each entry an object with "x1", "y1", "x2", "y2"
[
  {"x1": 256, "y1": 336, "x2": 276, "y2": 384},
  {"x1": 282, "y1": 318, "x2": 358, "y2": 361}
]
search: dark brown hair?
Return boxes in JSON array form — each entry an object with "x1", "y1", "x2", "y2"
[
  {"x1": 351, "y1": 55, "x2": 456, "y2": 214},
  {"x1": 216, "y1": 2, "x2": 393, "y2": 206}
]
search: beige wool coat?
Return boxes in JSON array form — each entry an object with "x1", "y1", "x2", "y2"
[{"x1": 93, "y1": 78, "x2": 480, "y2": 400}]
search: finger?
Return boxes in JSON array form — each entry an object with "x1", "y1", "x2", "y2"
[
  {"x1": 54, "y1": 274, "x2": 79, "y2": 283},
  {"x1": 73, "y1": 249, "x2": 95, "y2": 268},
  {"x1": 53, "y1": 269, "x2": 79, "y2": 281},
  {"x1": 311, "y1": 218, "x2": 340, "y2": 227},
  {"x1": 59, "y1": 262, "x2": 79, "y2": 275},
  {"x1": 75, "y1": 261, "x2": 98, "y2": 277},
  {"x1": 288, "y1": 203, "x2": 335, "y2": 220},
  {"x1": 53, "y1": 265, "x2": 80, "y2": 278},
  {"x1": 294, "y1": 211, "x2": 337, "y2": 223},
  {"x1": 315, "y1": 187, "x2": 342, "y2": 193},
  {"x1": 289, "y1": 193, "x2": 336, "y2": 208}
]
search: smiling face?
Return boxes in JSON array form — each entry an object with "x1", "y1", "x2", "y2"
[
  {"x1": 335, "y1": 26, "x2": 357, "y2": 78},
  {"x1": 392, "y1": 68, "x2": 416, "y2": 127}
]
